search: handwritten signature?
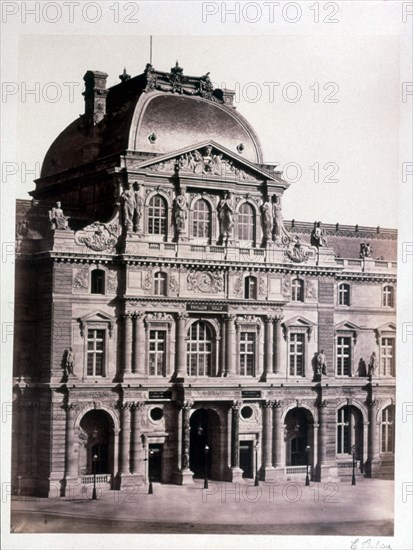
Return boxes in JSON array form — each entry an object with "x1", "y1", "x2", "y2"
[{"x1": 350, "y1": 539, "x2": 392, "y2": 550}]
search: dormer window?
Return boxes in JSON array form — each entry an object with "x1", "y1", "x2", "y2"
[{"x1": 91, "y1": 269, "x2": 105, "y2": 294}]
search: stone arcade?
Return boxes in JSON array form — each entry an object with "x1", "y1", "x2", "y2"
[{"x1": 13, "y1": 63, "x2": 396, "y2": 497}]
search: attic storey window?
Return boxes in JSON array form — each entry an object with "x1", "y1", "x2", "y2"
[{"x1": 91, "y1": 269, "x2": 105, "y2": 294}]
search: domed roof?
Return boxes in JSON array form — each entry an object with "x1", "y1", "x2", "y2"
[{"x1": 40, "y1": 64, "x2": 263, "y2": 178}]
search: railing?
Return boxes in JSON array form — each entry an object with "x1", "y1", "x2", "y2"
[
  {"x1": 285, "y1": 466, "x2": 307, "y2": 474},
  {"x1": 82, "y1": 474, "x2": 111, "y2": 484}
]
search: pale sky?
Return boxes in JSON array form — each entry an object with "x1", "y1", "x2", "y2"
[{"x1": 13, "y1": 32, "x2": 401, "y2": 228}]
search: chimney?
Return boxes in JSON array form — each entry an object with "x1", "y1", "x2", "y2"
[{"x1": 83, "y1": 70, "x2": 108, "y2": 126}]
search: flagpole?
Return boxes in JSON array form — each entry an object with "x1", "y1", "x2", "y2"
[{"x1": 150, "y1": 36, "x2": 153, "y2": 65}]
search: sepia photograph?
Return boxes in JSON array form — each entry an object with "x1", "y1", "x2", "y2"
[{"x1": 1, "y1": 1, "x2": 412, "y2": 549}]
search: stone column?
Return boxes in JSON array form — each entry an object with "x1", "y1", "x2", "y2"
[
  {"x1": 119, "y1": 403, "x2": 132, "y2": 480},
  {"x1": 367, "y1": 398, "x2": 380, "y2": 477},
  {"x1": 65, "y1": 404, "x2": 78, "y2": 479},
  {"x1": 175, "y1": 401, "x2": 194, "y2": 484},
  {"x1": 131, "y1": 402, "x2": 144, "y2": 481},
  {"x1": 317, "y1": 400, "x2": 327, "y2": 480},
  {"x1": 261, "y1": 400, "x2": 277, "y2": 480},
  {"x1": 175, "y1": 313, "x2": 188, "y2": 379},
  {"x1": 123, "y1": 314, "x2": 133, "y2": 377},
  {"x1": 230, "y1": 401, "x2": 243, "y2": 481},
  {"x1": 272, "y1": 401, "x2": 282, "y2": 468},
  {"x1": 132, "y1": 313, "x2": 144, "y2": 375},
  {"x1": 264, "y1": 316, "x2": 274, "y2": 380},
  {"x1": 225, "y1": 315, "x2": 236, "y2": 377},
  {"x1": 274, "y1": 314, "x2": 284, "y2": 375}
]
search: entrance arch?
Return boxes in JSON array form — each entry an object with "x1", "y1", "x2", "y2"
[
  {"x1": 189, "y1": 408, "x2": 222, "y2": 480},
  {"x1": 284, "y1": 407, "x2": 315, "y2": 466},
  {"x1": 78, "y1": 409, "x2": 115, "y2": 477}
]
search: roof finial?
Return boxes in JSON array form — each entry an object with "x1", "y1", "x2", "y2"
[{"x1": 119, "y1": 68, "x2": 131, "y2": 83}]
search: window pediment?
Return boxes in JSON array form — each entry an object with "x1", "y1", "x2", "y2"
[
  {"x1": 375, "y1": 322, "x2": 396, "y2": 344},
  {"x1": 335, "y1": 321, "x2": 361, "y2": 344},
  {"x1": 283, "y1": 316, "x2": 316, "y2": 341},
  {"x1": 79, "y1": 310, "x2": 115, "y2": 338}
]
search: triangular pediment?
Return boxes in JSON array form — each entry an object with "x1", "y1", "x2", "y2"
[
  {"x1": 79, "y1": 310, "x2": 114, "y2": 324},
  {"x1": 283, "y1": 315, "x2": 316, "y2": 329},
  {"x1": 134, "y1": 141, "x2": 282, "y2": 183},
  {"x1": 335, "y1": 321, "x2": 361, "y2": 332}
]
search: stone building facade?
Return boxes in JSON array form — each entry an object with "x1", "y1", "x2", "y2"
[{"x1": 13, "y1": 63, "x2": 396, "y2": 497}]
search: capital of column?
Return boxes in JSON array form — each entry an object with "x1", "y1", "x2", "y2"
[
  {"x1": 264, "y1": 315, "x2": 275, "y2": 324},
  {"x1": 132, "y1": 401, "x2": 145, "y2": 411},
  {"x1": 180, "y1": 400, "x2": 193, "y2": 411},
  {"x1": 132, "y1": 311, "x2": 145, "y2": 320},
  {"x1": 231, "y1": 399, "x2": 243, "y2": 411},
  {"x1": 263, "y1": 400, "x2": 275, "y2": 409},
  {"x1": 177, "y1": 312, "x2": 189, "y2": 321},
  {"x1": 273, "y1": 400, "x2": 282, "y2": 409},
  {"x1": 274, "y1": 314, "x2": 284, "y2": 324},
  {"x1": 318, "y1": 399, "x2": 327, "y2": 409}
]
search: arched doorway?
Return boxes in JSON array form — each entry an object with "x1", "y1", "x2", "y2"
[
  {"x1": 78, "y1": 410, "x2": 114, "y2": 477},
  {"x1": 284, "y1": 407, "x2": 314, "y2": 466},
  {"x1": 189, "y1": 408, "x2": 222, "y2": 480}
]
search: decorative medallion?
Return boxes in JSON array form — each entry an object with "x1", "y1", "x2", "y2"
[{"x1": 187, "y1": 271, "x2": 224, "y2": 293}]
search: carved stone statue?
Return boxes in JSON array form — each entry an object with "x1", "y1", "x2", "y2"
[
  {"x1": 49, "y1": 201, "x2": 70, "y2": 230},
  {"x1": 261, "y1": 196, "x2": 273, "y2": 242},
  {"x1": 316, "y1": 349, "x2": 327, "y2": 376},
  {"x1": 272, "y1": 195, "x2": 283, "y2": 241},
  {"x1": 311, "y1": 221, "x2": 326, "y2": 248},
  {"x1": 368, "y1": 351, "x2": 377, "y2": 377},
  {"x1": 65, "y1": 347, "x2": 76, "y2": 376},
  {"x1": 133, "y1": 182, "x2": 143, "y2": 232},
  {"x1": 360, "y1": 242, "x2": 372, "y2": 259},
  {"x1": 173, "y1": 188, "x2": 188, "y2": 235},
  {"x1": 120, "y1": 182, "x2": 136, "y2": 231},
  {"x1": 217, "y1": 191, "x2": 234, "y2": 242}
]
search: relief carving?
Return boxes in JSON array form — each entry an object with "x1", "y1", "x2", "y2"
[
  {"x1": 187, "y1": 271, "x2": 224, "y2": 293},
  {"x1": 305, "y1": 280, "x2": 318, "y2": 299},
  {"x1": 148, "y1": 146, "x2": 260, "y2": 181},
  {"x1": 73, "y1": 266, "x2": 89, "y2": 290},
  {"x1": 106, "y1": 270, "x2": 118, "y2": 293},
  {"x1": 75, "y1": 221, "x2": 119, "y2": 252}
]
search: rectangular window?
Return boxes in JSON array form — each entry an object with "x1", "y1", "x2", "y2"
[
  {"x1": 336, "y1": 337, "x2": 351, "y2": 376},
  {"x1": 87, "y1": 329, "x2": 105, "y2": 376},
  {"x1": 381, "y1": 337, "x2": 395, "y2": 377},
  {"x1": 240, "y1": 332, "x2": 255, "y2": 376},
  {"x1": 149, "y1": 330, "x2": 166, "y2": 376},
  {"x1": 289, "y1": 333, "x2": 304, "y2": 376}
]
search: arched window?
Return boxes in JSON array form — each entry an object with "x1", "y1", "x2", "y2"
[
  {"x1": 154, "y1": 272, "x2": 167, "y2": 296},
  {"x1": 336, "y1": 407, "x2": 350, "y2": 454},
  {"x1": 381, "y1": 406, "x2": 394, "y2": 453},
  {"x1": 238, "y1": 203, "x2": 255, "y2": 242},
  {"x1": 382, "y1": 286, "x2": 394, "y2": 307},
  {"x1": 187, "y1": 321, "x2": 212, "y2": 377},
  {"x1": 148, "y1": 195, "x2": 167, "y2": 235},
  {"x1": 244, "y1": 276, "x2": 257, "y2": 299},
  {"x1": 291, "y1": 279, "x2": 304, "y2": 302},
  {"x1": 192, "y1": 199, "x2": 211, "y2": 238},
  {"x1": 91, "y1": 269, "x2": 105, "y2": 294},
  {"x1": 338, "y1": 283, "x2": 350, "y2": 306}
]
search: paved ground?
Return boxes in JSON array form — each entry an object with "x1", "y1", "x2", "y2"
[{"x1": 10, "y1": 478, "x2": 394, "y2": 535}]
